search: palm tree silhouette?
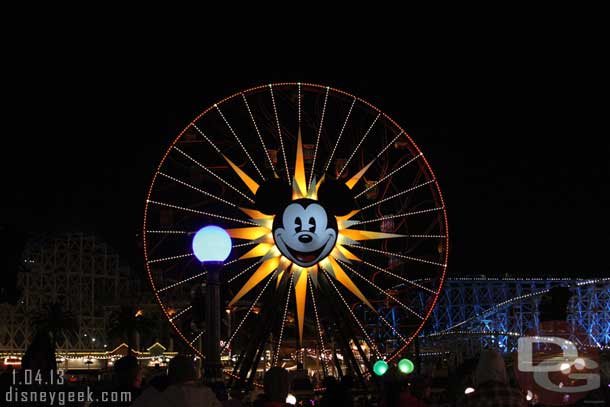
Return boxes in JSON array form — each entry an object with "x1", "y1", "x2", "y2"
[
  {"x1": 31, "y1": 302, "x2": 78, "y2": 349},
  {"x1": 27, "y1": 302, "x2": 77, "y2": 373}
]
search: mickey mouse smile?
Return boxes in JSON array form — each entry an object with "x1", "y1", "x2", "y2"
[
  {"x1": 278, "y1": 235, "x2": 333, "y2": 265},
  {"x1": 272, "y1": 200, "x2": 338, "y2": 267}
]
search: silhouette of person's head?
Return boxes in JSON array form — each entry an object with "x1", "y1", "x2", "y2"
[
  {"x1": 21, "y1": 331, "x2": 56, "y2": 373},
  {"x1": 263, "y1": 367, "x2": 289, "y2": 403},
  {"x1": 168, "y1": 354, "x2": 198, "y2": 384},
  {"x1": 474, "y1": 349, "x2": 507, "y2": 386},
  {"x1": 114, "y1": 355, "x2": 141, "y2": 388}
]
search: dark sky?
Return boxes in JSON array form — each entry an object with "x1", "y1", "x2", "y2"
[{"x1": 3, "y1": 53, "x2": 608, "y2": 279}]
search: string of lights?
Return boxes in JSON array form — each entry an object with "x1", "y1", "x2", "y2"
[
  {"x1": 362, "y1": 260, "x2": 437, "y2": 294},
  {"x1": 356, "y1": 153, "x2": 422, "y2": 199},
  {"x1": 274, "y1": 272, "x2": 295, "y2": 365},
  {"x1": 356, "y1": 207, "x2": 443, "y2": 225},
  {"x1": 146, "y1": 230, "x2": 191, "y2": 235},
  {"x1": 338, "y1": 113, "x2": 380, "y2": 177},
  {"x1": 269, "y1": 84, "x2": 290, "y2": 184},
  {"x1": 298, "y1": 83, "x2": 301, "y2": 127},
  {"x1": 170, "y1": 305, "x2": 192, "y2": 322},
  {"x1": 233, "y1": 241, "x2": 257, "y2": 248},
  {"x1": 189, "y1": 330, "x2": 205, "y2": 345},
  {"x1": 215, "y1": 103, "x2": 265, "y2": 180},
  {"x1": 242, "y1": 93, "x2": 275, "y2": 172},
  {"x1": 221, "y1": 270, "x2": 279, "y2": 354},
  {"x1": 191, "y1": 123, "x2": 220, "y2": 153},
  {"x1": 308, "y1": 273, "x2": 329, "y2": 374},
  {"x1": 227, "y1": 260, "x2": 263, "y2": 284},
  {"x1": 147, "y1": 200, "x2": 256, "y2": 226},
  {"x1": 345, "y1": 244, "x2": 446, "y2": 268},
  {"x1": 308, "y1": 86, "x2": 330, "y2": 189},
  {"x1": 158, "y1": 172, "x2": 239, "y2": 208},
  {"x1": 322, "y1": 268, "x2": 382, "y2": 359},
  {"x1": 324, "y1": 97, "x2": 356, "y2": 173},
  {"x1": 147, "y1": 252, "x2": 192, "y2": 264},
  {"x1": 360, "y1": 179, "x2": 435, "y2": 211},
  {"x1": 157, "y1": 271, "x2": 207, "y2": 293},
  {"x1": 339, "y1": 260, "x2": 423, "y2": 320},
  {"x1": 172, "y1": 146, "x2": 254, "y2": 203}
]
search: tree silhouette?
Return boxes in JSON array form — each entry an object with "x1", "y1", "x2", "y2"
[
  {"x1": 31, "y1": 302, "x2": 78, "y2": 348},
  {"x1": 107, "y1": 305, "x2": 153, "y2": 353}
]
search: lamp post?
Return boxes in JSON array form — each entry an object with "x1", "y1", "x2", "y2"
[{"x1": 192, "y1": 225, "x2": 232, "y2": 383}]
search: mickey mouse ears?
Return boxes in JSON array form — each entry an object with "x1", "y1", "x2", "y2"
[{"x1": 255, "y1": 175, "x2": 355, "y2": 216}]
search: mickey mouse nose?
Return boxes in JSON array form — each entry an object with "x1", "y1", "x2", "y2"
[{"x1": 298, "y1": 235, "x2": 313, "y2": 243}]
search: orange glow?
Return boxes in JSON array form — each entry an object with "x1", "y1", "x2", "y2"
[
  {"x1": 229, "y1": 257, "x2": 280, "y2": 306},
  {"x1": 227, "y1": 227, "x2": 270, "y2": 241},
  {"x1": 135, "y1": 309, "x2": 144, "y2": 317},
  {"x1": 345, "y1": 160, "x2": 374, "y2": 189},
  {"x1": 294, "y1": 268, "x2": 308, "y2": 344},
  {"x1": 141, "y1": 82, "x2": 451, "y2": 376},
  {"x1": 327, "y1": 256, "x2": 373, "y2": 310},
  {"x1": 336, "y1": 210, "x2": 360, "y2": 222},
  {"x1": 239, "y1": 243, "x2": 274, "y2": 260},
  {"x1": 223, "y1": 154, "x2": 260, "y2": 194},
  {"x1": 239, "y1": 207, "x2": 273, "y2": 220},
  {"x1": 334, "y1": 245, "x2": 362, "y2": 261},
  {"x1": 293, "y1": 129, "x2": 308, "y2": 198},
  {"x1": 340, "y1": 229, "x2": 404, "y2": 241}
]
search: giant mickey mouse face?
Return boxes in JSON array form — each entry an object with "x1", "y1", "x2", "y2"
[{"x1": 273, "y1": 199, "x2": 337, "y2": 267}]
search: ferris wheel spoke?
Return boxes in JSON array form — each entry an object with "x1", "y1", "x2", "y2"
[
  {"x1": 344, "y1": 244, "x2": 446, "y2": 268},
  {"x1": 308, "y1": 273, "x2": 329, "y2": 374},
  {"x1": 147, "y1": 200, "x2": 257, "y2": 226},
  {"x1": 359, "y1": 179, "x2": 435, "y2": 211},
  {"x1": 325, "y1": 97, "x2": 356, "y2": 173},
  {"x1": 308, "y1": 86, "x2": 330, "y2": 189},
  {"x1": 269, "y1": 84, "x2": 290, "y2": 183},
  {"x1": 355, "y1": 153, "x2": 422, "y2": 199},
  {"x1": 156, "y1": 270, "x2": 207, "y2": 293},
  {"x1": 361, "y1": 260, "x2": 437, "y2": 295},
  {"x1": 377, "y1": 312, "x2": 408, "y2": 343},
  {"x1": 190, "y1": 330, "x2": 205, "y2": 345},
  {"x1": 148, "y1": 252, "x2": 192, "y2": 264},
  {"x1": 146, "y1": 229, "x2": 192, "y2": 235},
  {"x1": 233, "y1": 241, "x2": 258, "y2": 248},
  {"x1": 172, "y1": 146, "x2": 254, "y2": 203},
  {"x1": 338, "y1": 260, "x2": 424, "y2": 320},
  {"x1": 356, "y1": 207, "x2": 444, "y2": 225},
  {"x1": 273, "y1": 272, "x2": 294, "y2": 365},
  {"x1": 158, "y1": 172, "x2": 240, "y2": 208},
  {"x1": 338, "y1": 113, "x2": 381, "y2": 178},
  {"x1": 225, "y1": 260, "x2": 263, "y2": 284},
  {"x1": 215, "y1": 104, "x2": 265, "y2": 180},
  {"x1": 297, "y1": 83, "x2": 302, "y2": 127},
  {"x1": 221, "y1": 269, "x2": 279, "y2": 355},
  {"x1": 242, "y1": 93, "x2": 275, "y2": 172},
  {"x1": 321, "y1": 268, "x2": 382, "y2": 359},
  {"x1": 170, "y1": 305, "x2": 192, "y2": 322}
]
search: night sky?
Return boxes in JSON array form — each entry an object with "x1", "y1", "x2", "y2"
[{"x1": 3, "y1": 56, "x2": 608, "y2": 280}]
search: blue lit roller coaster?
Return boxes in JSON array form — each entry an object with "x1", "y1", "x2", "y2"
[{"x1": 359, "y1": 277, "x2": 610, "y2": 357}]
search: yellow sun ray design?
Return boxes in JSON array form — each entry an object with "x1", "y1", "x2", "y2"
[{"x1": 223, "y1": 129, "x2": 401, "y2": 341}]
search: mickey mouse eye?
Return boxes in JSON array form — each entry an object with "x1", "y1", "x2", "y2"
[
  {"x1": 294, "y1": 217, "x2": 302, "y2": 233},
  {"x1": 308, "y1": 217, "x2": 316, "y2": 232}
]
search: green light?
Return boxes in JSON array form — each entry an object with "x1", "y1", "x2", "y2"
[
  {"x1": 398, "y1": 358, "x2": 414, "y2": 374},
  {"x1": 373, "y1": 360, "x2": 388, "y2": 376}
]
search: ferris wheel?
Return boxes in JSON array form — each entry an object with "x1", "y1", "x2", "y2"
[{"x1": 143, "y1": 83, "x2": 449, "y2": 385}]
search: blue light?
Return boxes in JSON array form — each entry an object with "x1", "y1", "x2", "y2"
[{"x1": 192, "y1": 226, "x2": 232, "y2": 263}]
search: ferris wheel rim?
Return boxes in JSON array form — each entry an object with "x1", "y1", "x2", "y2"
[{"x1": 142, "y1": 81, "x2": 450, "y2": 371}]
